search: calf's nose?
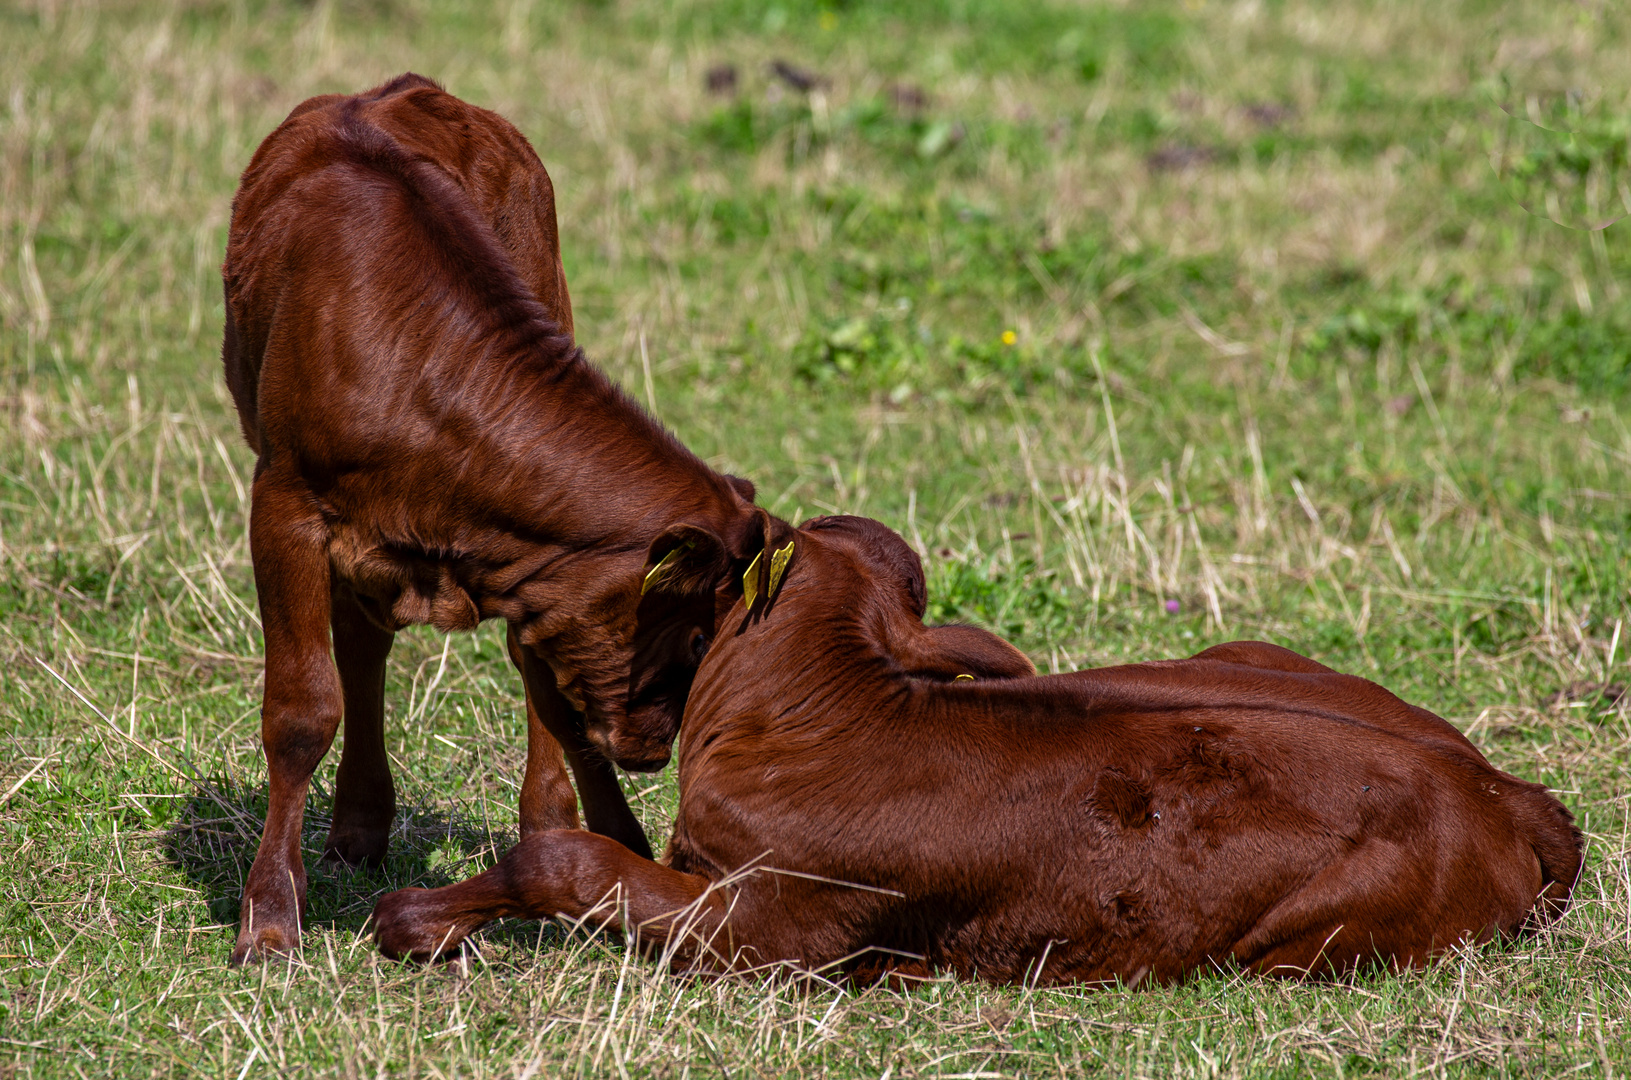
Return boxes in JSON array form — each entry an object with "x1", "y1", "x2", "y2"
[{"x1": 586, "y1": 726, "x2": 673, "y2": 773}]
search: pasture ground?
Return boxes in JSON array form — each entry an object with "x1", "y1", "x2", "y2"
[{"x1": 2, "y1": 0, "x2": 1629, "y2": 1075}]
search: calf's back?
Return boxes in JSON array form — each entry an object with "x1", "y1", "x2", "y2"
[{"x1": 223, "y1": 72, "x2": 572, "y2": 455}]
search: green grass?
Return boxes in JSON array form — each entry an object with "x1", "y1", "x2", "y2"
[{"x1": 2, "y1": 0, "x2": 1629, "y2": 1075}]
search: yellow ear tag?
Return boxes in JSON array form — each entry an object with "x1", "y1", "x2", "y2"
[
  {"x1": 955, "y1": 674, "x2": 974, "y2": 681},
  {"x1": 767, "y1": 541, "x2": 794, "y2": 599},
  {"x1": 742, "y1": 549, "x2": 763, "y2": 609},
  {"x1": 641, "y1": 543, "x2": 688, "y2": 596}
]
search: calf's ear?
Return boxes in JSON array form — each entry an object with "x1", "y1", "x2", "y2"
[
  {"x1": 732, "y1": 509, "x2": 799, "y2": 611},
  {"x1": 642, "y1": 524, "x2": 730, "y2": 597}
]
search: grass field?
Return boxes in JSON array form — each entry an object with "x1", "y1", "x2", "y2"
[{"x1": 3, "y1": 0, "x2": 1630, "y2": 1075}]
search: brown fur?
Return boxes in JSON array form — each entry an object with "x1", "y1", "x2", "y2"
[
  {"x1": 222, "y1": 75, "x2": 788, "y2": 964},
  {"x1": 224, "y1": 73, "x2": 574, "y2": 452},
  {"x1": 373, "y1": 516, "x2": 1582, "y2": 986}
]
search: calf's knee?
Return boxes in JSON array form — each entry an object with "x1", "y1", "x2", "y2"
[{"x1": 260, "y1": 693, "x2": 342, "y2": 779}]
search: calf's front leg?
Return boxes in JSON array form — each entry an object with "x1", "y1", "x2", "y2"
[
  {"x1": 506, "y1": 625, "x2": 580, "y2": 839},
  {"x1": 373, "y1": 830, "x2": 729, "y2": 966},
  {"x1": 507, "y1": 628, "x2": 653, "y2": 859},
  {"x1": 233, "y1": 478, "x2": 341, "y2": 965}
]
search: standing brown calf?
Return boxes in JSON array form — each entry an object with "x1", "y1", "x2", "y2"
[
  {"x1": 373, "y1": 516, "x2": 1582, "y2": 986},
  {"x1": 222, "y1": 75, "x2": 787, "y2": 964}
]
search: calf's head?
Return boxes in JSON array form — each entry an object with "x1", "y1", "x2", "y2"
[{"x1": 524, "y1": 501, "x2": 793, "y2": 771}]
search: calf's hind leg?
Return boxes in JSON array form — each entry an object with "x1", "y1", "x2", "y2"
[
  {"x1": 373, "y1": 830, "x2": 729, "y2": 966},
  {"x1": 233, "y1": 479, "x2": 341, "y2": 965},
  {"x1": 323, "y1": 584, "x2": 396, "y2": 867}
]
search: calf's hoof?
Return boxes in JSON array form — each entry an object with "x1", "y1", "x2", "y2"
[
  {"x1": 230, "y1": 922, "x2": 300, "y2": 966},
  {"x1": 373, "y1": 887, "x2": 475, "y2": 962},
  {"x1": 322, "y1": 824, "x2": 390, "y2": 868}
]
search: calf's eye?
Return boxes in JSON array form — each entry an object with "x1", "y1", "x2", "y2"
[{"x1": 690, "y1": 629, "x2": 710, "y2": 661}]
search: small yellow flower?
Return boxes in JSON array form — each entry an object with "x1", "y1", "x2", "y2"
[
  {"x1": 819, "y1": 10, "x2": 837, "y2": 30},
  {"x1": 1001, "y1": 329, "x2": 1017, "y2": 346}
]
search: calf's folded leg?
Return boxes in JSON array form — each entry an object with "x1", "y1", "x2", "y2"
[
  {"x1": 373, "y1": 830, "x2": 727, "y2": 965},
  {"x1": 233, "y1": 478, "x2": 342, "y2": 965},
  {"x1": 324, "y1": 584, "x2": 396, "y2": 867},
  {"x1": 507, "y1": 627, "x2": 653, "y2": 859},
  {"x1": 1228, "y1": 830, "x2": 1537, "y2": 978}
]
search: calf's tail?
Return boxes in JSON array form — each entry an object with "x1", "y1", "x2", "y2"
[{"x1": 220, "y1": 296, "x2": 262, "y2": 455}]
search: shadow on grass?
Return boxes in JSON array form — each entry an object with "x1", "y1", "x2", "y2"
[{"x1": 158, "y1": 777, "x2": 529, "y2": 943}]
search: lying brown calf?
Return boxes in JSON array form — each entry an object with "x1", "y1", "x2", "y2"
[
  {"x1": 373, "y1": 515, "x2": 1582, "y2": 985},
  {"x1": 222, "y1": 75, "x2": 787, "y2": 964}
]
